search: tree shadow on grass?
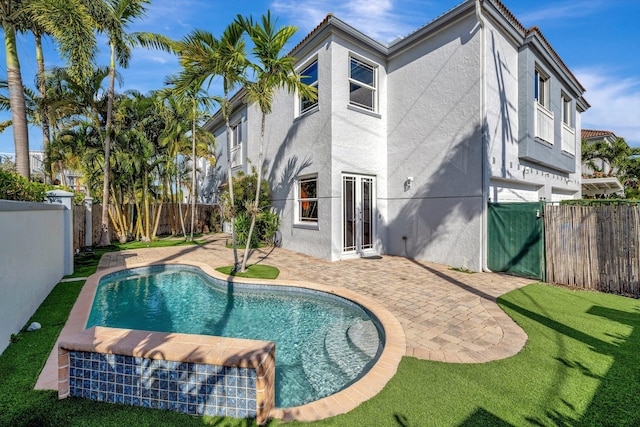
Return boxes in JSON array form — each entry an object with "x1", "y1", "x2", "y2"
[{"x1": 499, "y1": 301, "x2": 640, "y2": 426}]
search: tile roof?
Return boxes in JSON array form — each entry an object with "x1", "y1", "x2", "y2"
[
  {"x1": 287, "y1": 1, "x2": 585, "y2": 94},
  {"x1": 582, "y1": 129, "x2": 617, "y2": 139}
]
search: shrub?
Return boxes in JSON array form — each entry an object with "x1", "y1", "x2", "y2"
[
  {"x1": 0, "y1": 170, "x2": 86, "y2": 203},
  {"x1": 221, "y1": 171, "x2": 280, "y2": 247},
  {"x1": 0, "y1": 170, "x2": 47, "y2": 201}
]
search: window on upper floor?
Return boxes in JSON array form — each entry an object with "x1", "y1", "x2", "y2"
[
  {"x1": 561, "y1": 94, "x2": 572, "y2": 127},
  {"x1": 534, "y1": 68, "x2": 550, "y2": 109},
  {"x1": 296, "y1": 175, "x2": 318, "y2": 224},
  {"x1": 230, "y1": 121, "x2": 242, "y2": 169},
  {"x1": 299, "y1": 60, "x2": 318, "y2": 115},
  {"x1": 349, "y1": 57, "x2": 377, "y2": 112}
]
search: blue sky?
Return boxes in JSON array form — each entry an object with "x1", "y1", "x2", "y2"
[{"x1": 1, "y1": 0, "x2": 639, "y2": 154}]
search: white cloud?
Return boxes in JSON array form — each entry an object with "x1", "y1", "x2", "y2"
[
  {"x1": 577, "y1": 68, "x2": 640, "y2": 147},
  {"x1": 270, "y1": 0, "x2": 433, "y2": 43}
]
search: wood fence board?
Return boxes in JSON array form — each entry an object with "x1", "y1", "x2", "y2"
[{"x1": 545, "y1": 204, "x2": 640, "y2": 297}]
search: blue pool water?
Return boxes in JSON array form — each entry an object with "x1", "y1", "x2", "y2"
[{"x1": 87, "y1": 265, "x2": 383, "y2": 408}]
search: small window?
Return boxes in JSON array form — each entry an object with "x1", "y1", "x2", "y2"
[
  {"x1": 349, "y1": 57, "x2": 376, "y2": 111},
  {"x1": 561, "y1": 94, "x2": 572, "y2": 127},
  {"x1": 230, "y1": 122, "x2": 242, "y2": 168},
  {"x1": 300, "y1": 60, "x2": 318, "y2": 114},
  {"x1": 535, "y1": 68, "x2": 549, "y2": 108},
  {"x1": 297, "y1": 175, "x2": 318, "y2": 223}
]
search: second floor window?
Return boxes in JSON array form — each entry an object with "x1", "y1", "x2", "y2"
[
  {"x1": 561, "y1": 94, "x2": 572, "y2": 127},
  {"x1": 231, "y1": 122, "x2": 242, "y2": 168},
  {"x1": 535, "y1": 68, "x2": 549, "y2": 109},
  {"x1": 349, "y1": 57, "x2": 376, "y2": 111},
  {"x1": 300, "y1": 60, "x2": 318, "y2": 114}
]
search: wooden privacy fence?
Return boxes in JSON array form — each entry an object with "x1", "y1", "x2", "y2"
[
  {"x1": 72, "y1": 203, "x2": 220, "y2": 251},
  {"x1": 545, "y1": 204, "x2": 640, "y2": 297}
]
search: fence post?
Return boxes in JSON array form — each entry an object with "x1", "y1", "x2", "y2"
[
  {"x1": 84, "y1": 197, "x2": 93, "y2": 248},
  {"x1": 45, "y1": 190, "x2": 74, "y2": 276}
]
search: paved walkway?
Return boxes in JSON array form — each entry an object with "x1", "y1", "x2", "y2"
[{"x1": 97, "y1": 234, "x2": 532, "y2": 363}]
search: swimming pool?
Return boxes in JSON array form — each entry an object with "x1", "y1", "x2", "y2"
[{"x1": 87, "y1": 264, "x2": 384, "y2": 408}]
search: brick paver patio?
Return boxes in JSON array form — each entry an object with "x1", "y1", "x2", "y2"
[{"x1": 97, "y1": 234, "x2": 533, "y2": 363}]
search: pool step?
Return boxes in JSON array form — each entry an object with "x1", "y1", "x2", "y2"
[
  {"x1": 300, "y1": 325, "x2": 345, "y2": 398},
  {"x1": 301, "y1": 320, "x2": 380, "y2": 398},
  {"x1": 324, "y1": 321, "x2": 376, "y2": 381},
  {"x1": 347, "y1": 320, "x2": 381, "y2": 359}
]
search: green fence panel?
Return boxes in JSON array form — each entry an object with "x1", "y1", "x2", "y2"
[{"x1": 488, "y1": 202, "x2": 545, "y2": 280}]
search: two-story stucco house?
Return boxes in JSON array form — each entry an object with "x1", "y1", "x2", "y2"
[{"x1": 205, "y1": 0, "x2": 588, "y2": 271}]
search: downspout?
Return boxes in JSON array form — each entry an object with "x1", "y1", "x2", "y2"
[{"x1": 476, "y1": 0, "x2": 492, "y2": 272}]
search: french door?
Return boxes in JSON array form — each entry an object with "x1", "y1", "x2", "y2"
[{"x1": 342, "y1": 174, "x2": 375, "y2": 255}]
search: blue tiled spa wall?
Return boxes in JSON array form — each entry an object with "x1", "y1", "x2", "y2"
[{"x1": 58, "y1": 327, "x2": 275, "y2": 425}]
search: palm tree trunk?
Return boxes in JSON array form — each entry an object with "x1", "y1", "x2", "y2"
[
  {"x1": 190, "y1": 99, "x2": 196, "y2": 241},
  {"x1": 240, "y1": 113, "x2": 266, "y2": 272},
  {"x1": 35, "y1": 32, "x2": 51, "y2": 182},
  {"x1": 225, "y1": 99, "x2": 239, "y2": 271},
  {"x1": 98, "y1": 42, "x2": 116, "y2": 246},
  {"x1": 177, "y1": 154, "x2": 187, "y2": 239},
  {"x1": 4, "y1": 24, "x2": 30, "y2": 179}
]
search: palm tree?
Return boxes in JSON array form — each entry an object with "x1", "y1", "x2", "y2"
[
  {"x1": 1, "y1": 0, "x2": 31, "y2": 177},
  {"x1": 172, "y1": 23, "x2": 248, "y2": 269},
  {"x1": 1, "y1": 0, "x2": 100, "y2": 178},
  {"x1": 95, "y1": 0, "x2": 174, "y2": 247},
  {"x1": 237, "y1": 11, "x2": 317, "y2": 272}
]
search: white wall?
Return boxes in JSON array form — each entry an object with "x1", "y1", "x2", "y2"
[
  {"x1": 386, "y1": 12, "x2": 484, "y2": 271},
  {"x1": 328, "y1": 38, "x2": 389, "y2": 260},
  {"x1": 0, "y1": 200, "x2": 66, "y2": 355}
]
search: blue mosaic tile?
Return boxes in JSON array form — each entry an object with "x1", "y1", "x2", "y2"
[
  {"x1": 204, "y1": 405, "x2": 219, "y2": 416},
  {"x1": 67, "y1": 351, "x2": 260, "y2": 421}
]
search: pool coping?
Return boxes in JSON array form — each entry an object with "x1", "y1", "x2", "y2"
[{"x1": 45, "y1": 260, "x2": 406, "y2": 423}]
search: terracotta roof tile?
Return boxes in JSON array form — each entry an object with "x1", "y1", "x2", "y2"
[{"x1": 582, "y1": 129, "x2": 617, "y2": 139}]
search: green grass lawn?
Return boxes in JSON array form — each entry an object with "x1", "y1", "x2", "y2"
[
  {"x1": 216, "y1": 264, "x2": 280, "y2": 279},
  {"x1": 2, "y1": 246, "x2": 639, "y2": 426},
  {"x1": 66, "y1": 238, "x2": 203, "y2": 278}
]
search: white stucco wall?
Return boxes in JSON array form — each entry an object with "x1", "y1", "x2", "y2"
[
  {"x1": 386, "y1": 12, "x2": 484, "y2": 270},
  {"x1": 484, "y1": 16, "x2": 582, "y2": 204},
  {"x1": 328, "y1": 38, "x2": 389, "y2": 260},
  {"x1": 0, "y1": 201, "x2": 66, "y2": 355}
]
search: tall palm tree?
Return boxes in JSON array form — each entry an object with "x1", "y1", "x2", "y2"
[
  {"x1": 1, "y1": 0, "x2": 31, "y2": 178},
  {"x1": 237, "y1": 11, "x2": 317, "y2": 272},
  {"x1": 172, "y1": 23, "x2": 247, "y2": 269},
  {"x1": 95, "y1": 0, "x2": 174, "y2": 246},
  {"x1": 2, "y1": 0, "x2": 100, "y2": 178}
]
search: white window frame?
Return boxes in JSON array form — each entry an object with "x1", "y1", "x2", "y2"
[
  {"x1": 534, "y1": 68, "x2": 550, "y2": 109},
  {"x1": 561, "y1": 93, "x2": 572, "y2": 127},
  {"x1": 230, "y1": 121, "x2": 242, "y2": 169},
  {"x1": 298, "y1": 59, "x2": 318, "y2": 115},
  {"x1": 348, "y1": 56, "x2": 377, "y2": 112},
  {"x1": 295, "y1": 174, "x2": 318, "y2": 226}
]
